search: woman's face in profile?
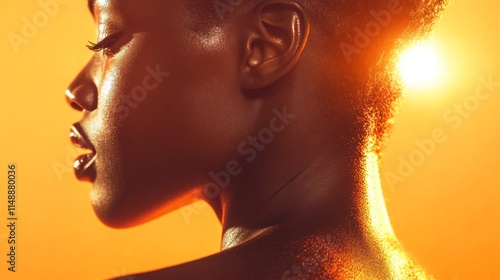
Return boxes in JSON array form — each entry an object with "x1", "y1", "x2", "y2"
[{"x1": 68, "y1": 0, "x2": 254, "y2": 227}]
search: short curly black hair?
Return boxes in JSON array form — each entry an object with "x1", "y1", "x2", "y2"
[{"x1": 186, "y1": 0, "x2": 447, "y2": 154}]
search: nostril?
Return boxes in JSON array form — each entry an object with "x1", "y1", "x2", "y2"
[
  {"x1": 66, "y1": 89, "x2": 83, "y2": 111},
  {"x1": 70, "y1": 101, "x2": 84, "y2": 111},
  {"x1": 65, "y1": 86, "x2": 97, "y2": 112}
]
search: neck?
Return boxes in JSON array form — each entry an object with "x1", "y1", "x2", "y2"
[{"x1": 213, "y1": 139, "x2": 396, "y2": 250}]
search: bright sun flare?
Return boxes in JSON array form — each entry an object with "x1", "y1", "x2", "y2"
[{"x1": 398, "y1": 42, "x2": 442, "y2": 89}]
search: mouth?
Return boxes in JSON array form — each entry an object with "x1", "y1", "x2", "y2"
[{"x1": 70, "y1": 123, "x2": 97, "y2": 182}]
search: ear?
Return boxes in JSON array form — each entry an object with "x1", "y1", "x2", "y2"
[{"x1": 241, "y1": 0, "x2": 310, "y2": 90}]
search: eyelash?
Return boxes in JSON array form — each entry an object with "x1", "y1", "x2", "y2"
[{"x1": 86, "y1": 34, "x2": 120, "y2": 53}]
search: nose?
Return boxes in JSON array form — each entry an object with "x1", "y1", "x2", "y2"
[{"x1": 66, "y1": 60, "x2": 98, "y2": 112}]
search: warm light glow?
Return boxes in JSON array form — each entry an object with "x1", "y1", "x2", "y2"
[{"x1": 398, "y1": 42, "x2": 442, "y2": 89}]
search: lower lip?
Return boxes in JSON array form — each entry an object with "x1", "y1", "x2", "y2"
[{"x1": 74, "y1": 153, "x2": 97, "y2": 182}]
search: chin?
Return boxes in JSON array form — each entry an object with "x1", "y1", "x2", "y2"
[
  {"x1": 89, "y1": 185, "x2": 143, "y2": 229},
  {"x1": 89, "y1": 182, "x2": 176, "y2": 229}
]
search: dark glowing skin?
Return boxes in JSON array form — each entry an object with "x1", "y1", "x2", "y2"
[{"x1": 66, "y1": 0, "x2": 443, "y2": 279}]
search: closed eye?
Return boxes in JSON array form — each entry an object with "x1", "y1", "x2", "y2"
[{"x1": 86, "y1": 33, "x2": 121, "y2": 53}]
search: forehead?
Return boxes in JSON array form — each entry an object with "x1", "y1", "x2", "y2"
[
  {"x1": 89, "y1": 0, "x2": 180, "y2": 19},
  {"x1": 89, "y1": 0, "x2": 121, "y2": 17},
  {"x1": 88, "y1": 0, "x2": 194, "y2": 42}
]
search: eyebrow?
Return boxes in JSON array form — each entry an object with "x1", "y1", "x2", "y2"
[{"x1": 88, "y1": 0, "x2": 96, "y2": 15}]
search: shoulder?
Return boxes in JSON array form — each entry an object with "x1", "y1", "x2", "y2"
[{"x1": 111, "y1": 229, "x2": 433, "y2": 280}]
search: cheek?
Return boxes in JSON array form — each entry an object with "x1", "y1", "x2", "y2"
[
  {"x1": 161, "y1": 49, "x2": 256, "y2": 165},
  {"x1": 97, "y1": 32, "x2": 256, "y2": 181},
  {"x1": 120, "y1": 77, "x2": 254, "y2": 174}
]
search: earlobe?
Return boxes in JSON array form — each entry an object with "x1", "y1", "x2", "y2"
[{"x1": 242, "y1": 0, "x2": 310, "y2": 90}]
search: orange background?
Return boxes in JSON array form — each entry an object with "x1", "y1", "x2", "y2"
[{"x1": 0, "y1": 1, "x2": 499, "y2": 279}]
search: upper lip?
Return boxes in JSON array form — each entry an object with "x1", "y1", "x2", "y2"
[{"x1": 70, "y1": 123, "x2": 96, "y2": 153}]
